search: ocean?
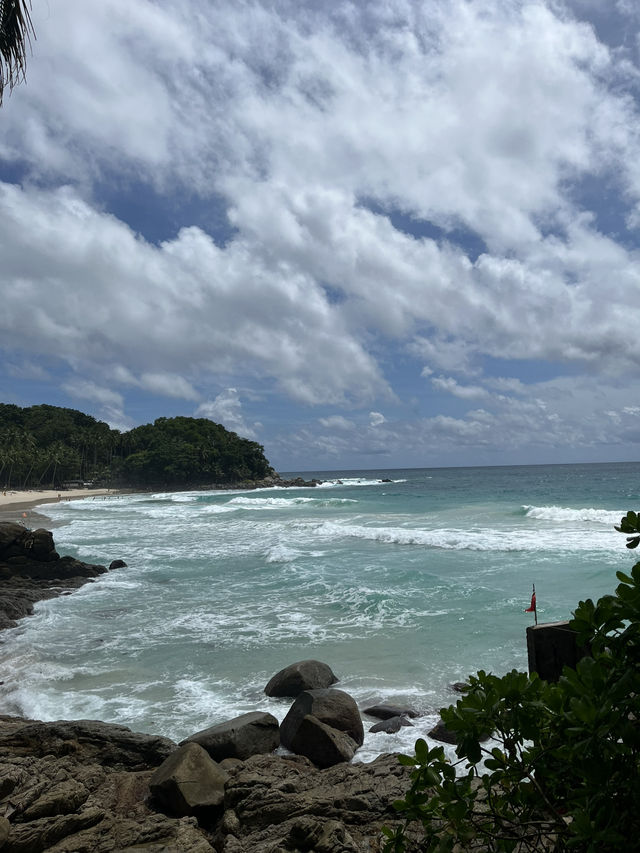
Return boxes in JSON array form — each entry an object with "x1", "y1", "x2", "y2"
[{"x1": 1, "y1": 461, "x2": 638, "y2": 762}]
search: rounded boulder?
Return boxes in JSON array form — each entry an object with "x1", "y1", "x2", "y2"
[{"x1": 265, "y1": 660, "x2": 338, "y2": 698}]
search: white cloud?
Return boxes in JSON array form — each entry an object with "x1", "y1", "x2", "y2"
[
  {"x1": 2, "y1": 1, "x2": 640, "y2": 464},
  {"x1": 195, "y1": 388, "x2": 259, "y2": 439}
]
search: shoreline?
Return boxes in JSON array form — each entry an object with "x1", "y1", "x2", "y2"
[{"x1": 0, "y1": 488, "x2": 123, "y2": 525}]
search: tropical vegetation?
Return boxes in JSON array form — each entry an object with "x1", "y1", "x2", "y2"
[
  {"x1": 383, "y1": 512, "x2": 640, "y2": 852},
  {"x1": 0, "y1": 403, "x2": 274, "y2": 489},
  {"x1": 0, "y1": 0, "x2": 34, "y2": 105}
]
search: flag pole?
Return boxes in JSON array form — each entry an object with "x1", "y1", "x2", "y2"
[{"x1": 533, "y1": 583, "x2": 537, "y2": 625}]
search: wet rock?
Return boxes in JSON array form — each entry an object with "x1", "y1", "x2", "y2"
[
  {"x1": 264, "y1": 660, "x2": 338, "y2": 697},
  {"x1": 369, "y1": 716, "x2": 414, "y2": 734},
  {"x1": 363, "y1": 704, "x2": 420, "y2": 720},
  {"x1": 109, "y1": 559, "x2": 127, "y2": 570},
  {"x1": 180, "y1": 712, "x2": 279, "y2": 761}
]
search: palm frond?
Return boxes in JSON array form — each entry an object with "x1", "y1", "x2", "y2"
[{"x1": 0, "y1": 0, "x2": 35, "y2": 106}]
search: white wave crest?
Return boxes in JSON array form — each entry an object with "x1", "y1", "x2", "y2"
[
  {"x1": 313, "y1": 521, "x2": 619, "y2": 552},
  {"x1": 523, "y1": 506, "x2": 623, "y2": 525}
]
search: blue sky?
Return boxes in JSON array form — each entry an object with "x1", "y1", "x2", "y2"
[{"x1": 2, "y1": 0, "x2": 640, "y2": 472}]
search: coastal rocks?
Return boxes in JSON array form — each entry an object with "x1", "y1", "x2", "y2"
[
  {"x1": 215, "y1": 751, "x2": 413, "y2": 852},
  {"x1": 149, "y1": 742, "x2": 228, "y2": 819},
  {"x1": 180, "y1": 712, "x2": 280, "y2": 761},
  {"x1": 369, "y1": 716, "x2": 414, "y2": 735},
  {"x1": 0, "y1": 716, "x2": 212, "y2": 853},
  {"x1": 363, "y1": 704, "x2": 420, "y2": 720},
  {"x1": 109, "y1": 559, "x2": 127, "y2": 570},
  {"x1": 264, "y1": 659, "x2": 339, "y2": 697},
  {"x1": 0, "y1": 521, "x2": 122, "y2": 632},
  {"x1": 0, "y1": 718, "x2": 177, "y2": 771},
  {"x1": 280, "y1": 689, "x2": 364, "y2": 767}
]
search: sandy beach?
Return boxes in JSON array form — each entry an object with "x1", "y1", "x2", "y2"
[{"x1": 0, "y1": 488, "x2": 117, "y2": 524}]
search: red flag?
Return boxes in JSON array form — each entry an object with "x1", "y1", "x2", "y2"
[{"x1": 525, "y1": 592, "x2": 536, "y2": 613}]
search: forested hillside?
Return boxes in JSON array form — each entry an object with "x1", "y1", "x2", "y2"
[{"x1": 0, "y1": 404, "x2": 274, "y2": 489}]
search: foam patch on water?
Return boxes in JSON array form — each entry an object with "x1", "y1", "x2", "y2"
[{"x1": 313, "y1": 520, "x2": 620, "y2": 552}]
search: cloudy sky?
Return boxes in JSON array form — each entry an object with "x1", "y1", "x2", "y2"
[{"x1": 2, "y1": 0, "x2": 640, "y2": 472}]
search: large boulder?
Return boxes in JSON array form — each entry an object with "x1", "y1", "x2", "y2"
[
  {"x1": 289, "y1": 715, "x2": 358, "y2": 768},
  {"x1": 265, "y1": 660, "x2": 338, "y2": 697},
  {"x1": 180, "y1": 711, "x2": 279, "y2": 761},
  {"x1": 280, "y1": 689, "x2": 364, "y2": 751},
  {"x1": 149, "y1": 742, "x2": 228, "y2": 818}
]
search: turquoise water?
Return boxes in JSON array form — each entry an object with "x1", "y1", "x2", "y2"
[{"x1": 0, "y1": 461, "x2": 638, "y2": 761}]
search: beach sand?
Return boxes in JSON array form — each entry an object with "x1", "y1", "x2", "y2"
[{"x1": 0, "y1": 488, "x2": 117, "y2": 525}]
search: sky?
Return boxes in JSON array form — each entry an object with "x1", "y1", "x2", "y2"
[{"x1": 2, "y1": 0, "x2": 640, "y2": 472}]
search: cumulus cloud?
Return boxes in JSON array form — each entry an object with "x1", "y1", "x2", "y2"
[
  {"x1": 195, "y1": 388, "x2": 259, "y2": 439},
  {"x1": 2, "y1": 0, "x2": 640, "y2": 464}
]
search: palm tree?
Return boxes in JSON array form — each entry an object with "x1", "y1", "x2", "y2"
[{"x1": 0, "y1": 0, "x2": 35, "y2": 105}]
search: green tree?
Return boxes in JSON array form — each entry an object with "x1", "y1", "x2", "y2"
[{"x1": 384, "y1": 513, "x2": 640, "y2": 853}]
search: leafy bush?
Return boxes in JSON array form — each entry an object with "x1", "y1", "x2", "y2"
[{"x1": 383, "y1": 512, "x2": 640, "y2": 852}]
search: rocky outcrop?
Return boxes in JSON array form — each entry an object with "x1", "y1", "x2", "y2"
[
  {"x1": 216, "y1": 751, "x2": 413, "y2": 852},
  {"x1": 0, "y1": 715, "x2": 414, "y2": 853},
  {"x1": 180, "y1": 712, "x2": 280, "y2": 761},
  {"x1": 0, "y1": 716, "x2": 212, "y2": 853},
  {"x1": 264, "y1": 659, "x2": 339, "y2": 697},
  {"x1": 0, "y1": 522, "x2": 123, "y2": 631},
  {"x1": 369, "y1": 717, "x2": 414, "y2": 734}
]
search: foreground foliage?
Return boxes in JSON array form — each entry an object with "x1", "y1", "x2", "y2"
[
  {"x1": 384, "y1": 512, "x2": 640, "y2": 852},
  {"x1": 0, "y1": 403, "x2": 273, "y2": 488}
]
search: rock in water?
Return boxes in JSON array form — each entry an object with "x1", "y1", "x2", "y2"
[
  {"x1": 180, "y1": 711, "x2": 280, "y2": 761},
  {"x1": 363, "y1": 703, "x2": 420, "y2": 720},
  {"x1": 280, "y1": 688, "x2": 364, "y2": 752},
  {"x1": 369, "y1": 716, "x2": 414, "y2": 734},
  {"x1": 264, "y1": 659, "x2": 338, "y2": 697}
]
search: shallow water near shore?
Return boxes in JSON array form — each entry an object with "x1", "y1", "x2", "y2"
[{"x1": 0, "y1": 461, "x2": 638, "y2": 762}]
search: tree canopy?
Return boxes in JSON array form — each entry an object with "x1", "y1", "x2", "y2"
[{"x1": 0, "y1": 404, "x2": 274, "y2": 489}]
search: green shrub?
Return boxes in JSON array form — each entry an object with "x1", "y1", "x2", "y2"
[{"x1": 383, "y1": 512, "x2": 640, "y2": 852}]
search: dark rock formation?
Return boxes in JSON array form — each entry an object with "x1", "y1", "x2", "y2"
[
  {"x1": 0, "y1": 716, "x2": 212, "y2": 853},
  {"x1": 280, "y1": 688, "x2": 364, "y2": 765},
  {"x1": 180, "y1": 712, "x2": 280, "y2": 761},
  {"x1": 109, "y1": 559, "x2": 127, "y2": 570},
  {"x1": 0, "y1": 521, "x2": 120, "y2": 631},
  {"x1": 149, "y1": 742, "x2": 229, "y2": 819},
  {"x1": 427, "y1": 719, "x2": 459, "y2": 745},
  {"x1": 264, "y1": 659, "x2": 339, "y2": 697},
  {"x1": 369, "y1": 716, "x2": 414, "y2": 734},
  {"x1": 289, "y1": 715, "x2": 358, "y2": 768},
  {"x1": 216, "y1": 751, "x2": 413, "y2": 852},
  {"x1": 363, "y1": 704, "x2": 420, "y2": 720}
]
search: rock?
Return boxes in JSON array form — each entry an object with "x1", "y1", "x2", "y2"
[
  {"x1": 289, "y1": 715, "x2": 358, "y2": 768},
  {"x1": 450, "y1": 682, "x2": 468, "y2": 693},
  {"x1": 280, "y1": 689, "x2": 364, "y2": 751},
  {"x1": 363, "y1": 704, "x2": 420, "y2": 720},
  {"x1": 264, "y1": 660, "x2": 339, "y2": 697},
  {"x1": 0, "y1": 522, "x2": 123, "y2": 633},
  {"x1": 149, "y1": 742, "x2": 229, "y2": 818},
  {"x1": 0, "y1": 719, "x2": 177, "y2": 771},
  {"x1": 369, "y1": 716, "x2": 414, "y2": 734},
  {"x1": 0, "y1": 716, "x2": 213, "y2": 853},
  {"x1": 180, "y1": 712, "x2": 280, "y2": 761},
  {"x1": 427, "y1": 719, "x2": 458, "y2": 744},
  {"x1": 0, "y1": 816, "x2": 10, "y2": 847},
  {"x1": 216, "y1": 751, "x2": 414, "y2": 852},
  {"x1": 109, "y1": 559, "x2": 127, "y2": 570}
]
